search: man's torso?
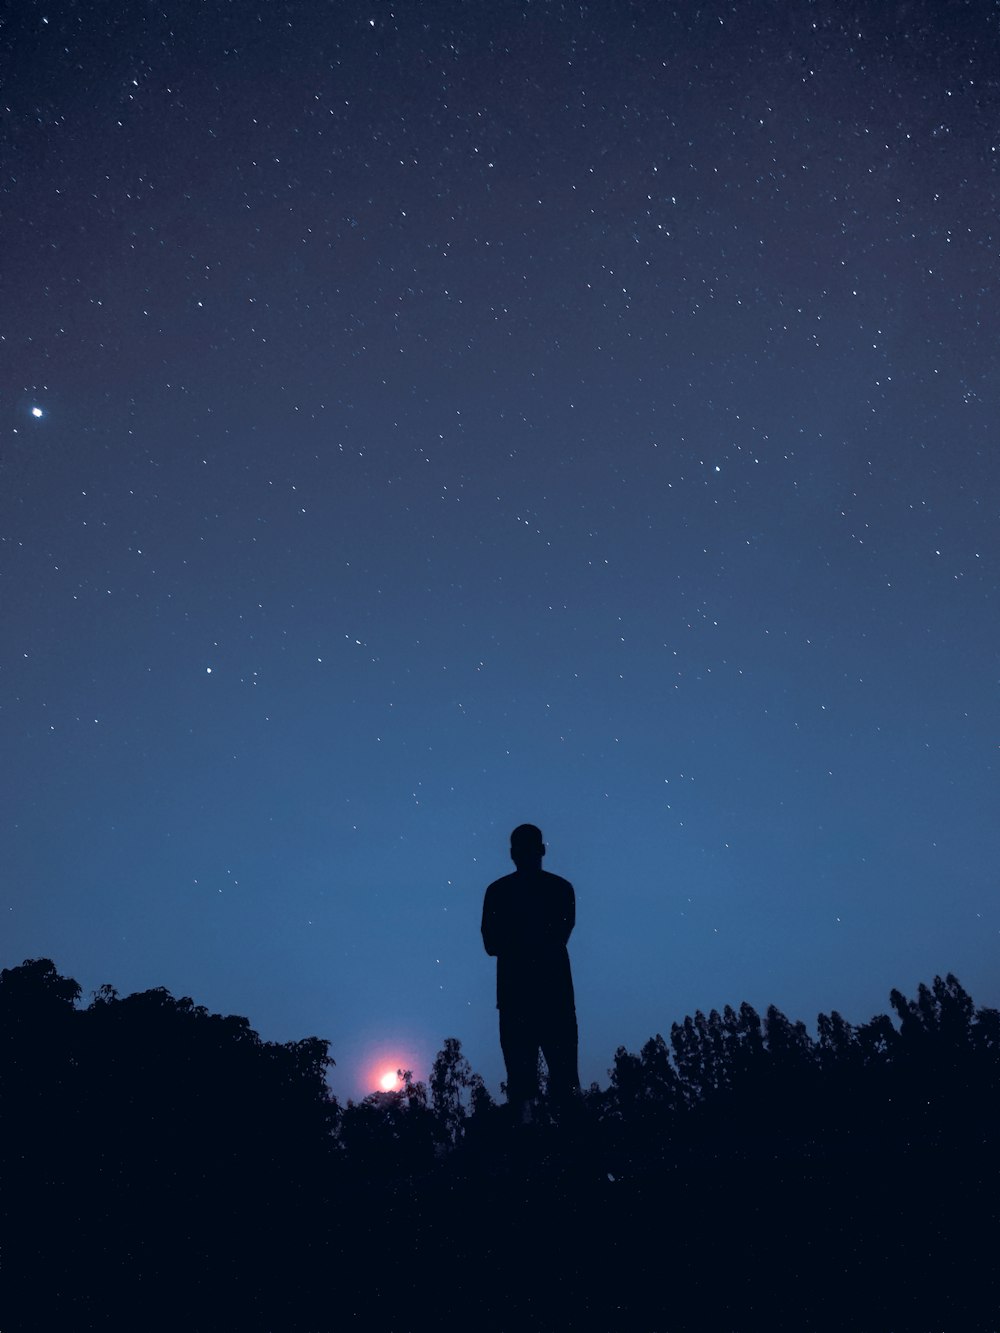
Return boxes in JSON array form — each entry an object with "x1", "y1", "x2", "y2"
[{"x1": 482, "y1": 869, "x2": 576, "y2": 1013}]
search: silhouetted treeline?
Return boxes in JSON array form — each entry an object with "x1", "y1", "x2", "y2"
[
  {"x1": 2, "y1": 959, "x2": 997, "y2": 1331},
  {"x1": 598, "y1": 974, "x2": 1000, "y2": 1171}
]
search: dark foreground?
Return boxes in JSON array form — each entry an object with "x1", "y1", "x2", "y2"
[
  {"x1": 8, "y1": 1118, "x2": 998, "y2": 1331},
  {"x1": 3, "y1": 960, "x2": 998, "y2": 1330}
]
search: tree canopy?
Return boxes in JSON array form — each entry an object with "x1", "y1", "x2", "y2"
[{"x1": 2, "y1": 957, "x2": 996, "y2": 1331}]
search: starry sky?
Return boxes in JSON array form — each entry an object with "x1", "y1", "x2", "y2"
[{"x1": 3, "y1": 0, "x2": 998, "y2": 1100}]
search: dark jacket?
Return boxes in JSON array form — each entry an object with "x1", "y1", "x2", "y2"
[{"x1": 481, "y1": 868, "x2": 576, "y2": 1013}]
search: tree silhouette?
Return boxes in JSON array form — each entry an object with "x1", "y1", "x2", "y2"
[
  {"x1": 2, "y1": 957, "x2": 998, "y2": 1331},
  {"x1": 429, "y1": 1036, "x2": 476, "y2": 1145}
]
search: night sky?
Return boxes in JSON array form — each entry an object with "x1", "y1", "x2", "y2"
[{"x1": 3, "y1": 0, "x2": 998, "y2": 1101}]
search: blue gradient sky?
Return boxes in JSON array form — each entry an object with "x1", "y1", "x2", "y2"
[{"x1": 3, "y1": 0, "x2": 998, "y2": 1098}]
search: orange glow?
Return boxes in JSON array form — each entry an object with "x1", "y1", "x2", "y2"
[{"x1": 360, "y1": 1041, "x2": 423, "y2": 1097}]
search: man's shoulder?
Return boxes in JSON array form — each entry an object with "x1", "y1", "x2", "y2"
[
  {"x1": 484, "y1": 871, "x2": 518, "y2": 895},
  {"x1": 541, "y1": 870, "x2": 574, "y2": 894},
  {"x1": 484, "y1": 870, "x2": 573, "y2": 893}
]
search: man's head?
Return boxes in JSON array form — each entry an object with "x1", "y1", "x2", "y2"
[{"x1": 510, "y1": 823, "x2": 545, "y2": 871}]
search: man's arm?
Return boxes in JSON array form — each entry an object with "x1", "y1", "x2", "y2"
[
  {"x1": 481, "y1": 883, "x2": 501, "y2": 956},
  {"x1": 559, "y1": 879, "x2": 576, "y2": 946}
]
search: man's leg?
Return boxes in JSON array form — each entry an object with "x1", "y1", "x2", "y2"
[
  {"x1": 539, "y1": 1005, "x2": 580, "y2": 1112},
  {"x1": 499, "y1": 1007, "x2": 540, "y2": 1120}
]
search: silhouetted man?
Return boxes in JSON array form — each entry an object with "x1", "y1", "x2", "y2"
[{"x1": 481, "y1": 824, "x2": 580, "y2": 1121}]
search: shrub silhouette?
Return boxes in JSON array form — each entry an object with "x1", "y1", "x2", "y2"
[{"x1": 2, "y1": 958, "x2": 997, "y2": 1331}]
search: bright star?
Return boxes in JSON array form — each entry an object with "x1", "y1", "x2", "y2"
[{"x1": 31, "y1": 407, "x2": 44, "y2": 419}]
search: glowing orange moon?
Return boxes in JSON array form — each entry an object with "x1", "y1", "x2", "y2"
[{"x1": 361, "y1": 1042, "x2": 422, "y2": 1096}]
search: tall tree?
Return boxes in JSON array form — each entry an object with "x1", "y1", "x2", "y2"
[{"x1": 430, "y1": 1037, "x2": 475, "y2": 1145}]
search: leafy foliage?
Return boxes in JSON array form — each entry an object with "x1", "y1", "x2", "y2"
[{"x1": 2, "y1": 958, "x2": 997, "y2": 1330}]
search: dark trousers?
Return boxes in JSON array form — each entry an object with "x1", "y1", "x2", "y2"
[{"x1": 499, "y1": 1003, "x2": 580, "y2": 1106}]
